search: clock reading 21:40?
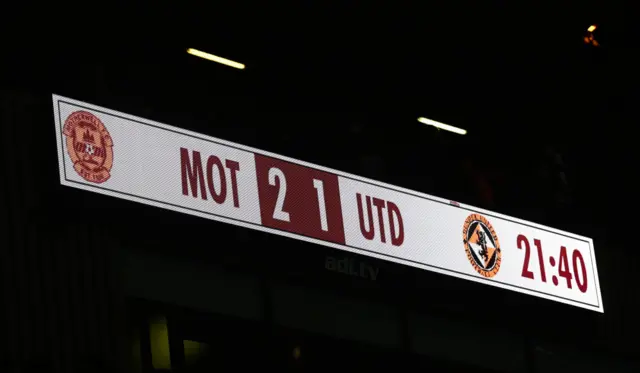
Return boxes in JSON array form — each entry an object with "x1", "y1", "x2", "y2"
[{"x1": 517, "y1": 235, "x2": 588, "y2": 293}]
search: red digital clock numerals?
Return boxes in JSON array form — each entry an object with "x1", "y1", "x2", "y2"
[
  {"x1": 517, "y1": 234, "x2": 588, "y2": 293},
  {"x1": 254, "y1": 154, "x2": 346, "y2": 245}
]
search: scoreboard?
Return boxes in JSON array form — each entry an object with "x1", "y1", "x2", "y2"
[{"x1": 53, "y1": 94, "x2": 603, "y2": 312}]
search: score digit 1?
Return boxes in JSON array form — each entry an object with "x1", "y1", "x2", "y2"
[{"x1": 313, "y1": 179, "x2": 329, "y2": 231}]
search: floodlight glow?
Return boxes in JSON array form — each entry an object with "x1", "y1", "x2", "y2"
[
  {"x1": 418, "y1": 117, "x2": 467, "y2": 135},
  {"x1": 187, "y1": 48, "x2": 245, "y2": 70}
]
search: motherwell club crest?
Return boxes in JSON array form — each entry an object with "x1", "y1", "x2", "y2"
[
  {"x1": 63, "y1": 111, "x2": 114, "y2": 183},
  {"x1": 462, "y1": 213, "x2": 501, "y2": 278}
]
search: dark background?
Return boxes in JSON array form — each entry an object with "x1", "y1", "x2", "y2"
[{"x1": 1, "y1": 1, "x2": 638, "y2": 371}]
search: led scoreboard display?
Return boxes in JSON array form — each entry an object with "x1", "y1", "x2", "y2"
[{"x1": 53, "y1": 94, "x2": 603, "y2": 312}]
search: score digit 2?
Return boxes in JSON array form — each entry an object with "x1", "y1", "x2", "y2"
[
  {"x1": 517, "y1": 234, "x2": 588, "y2": 293},
  {"x1": 255, "y1": 155, "x2": 346, "y2": 245}
]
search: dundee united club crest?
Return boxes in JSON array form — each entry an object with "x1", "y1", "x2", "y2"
[
  {"x1": 462, "y1": 214, "x2": 501, "y2": 278},
  {"x1": 63, "y1": 111, "x2": 114, "y2": 183}
]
